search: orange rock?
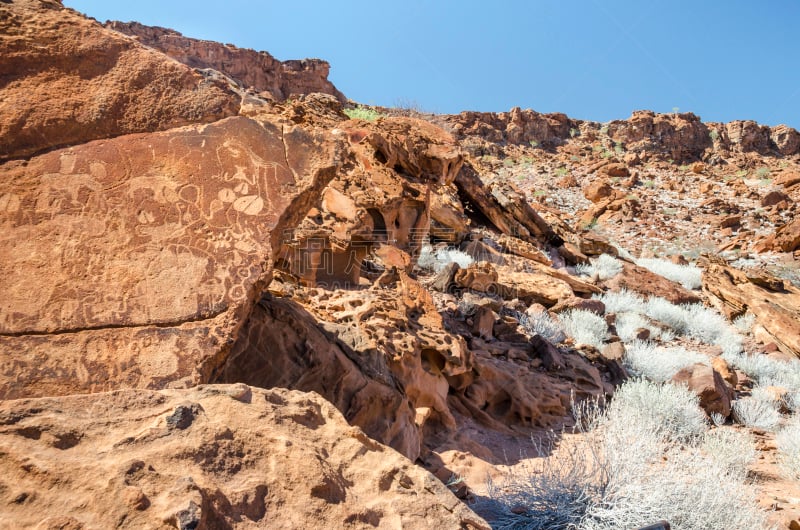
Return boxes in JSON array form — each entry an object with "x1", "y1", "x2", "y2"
[
  {"x1": 107, "y1": 21, "x2": 345, "y2": 103},
  {"x1": 0, "y1": 0, "x2": 239, "y2": 160},
  {"x1": 583, "y1": 180, "x2": 614, "y2": 202},
  {"x1": 0, "y1": 386, "x2": 489, "y2": 529},
  {"x1": 671, "y1": 363, "x2": 733, "y2": 418}
]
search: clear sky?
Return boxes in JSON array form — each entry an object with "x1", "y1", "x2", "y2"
[{"x1": 63, "y1": 0, "x2": 800, "y2": 128}]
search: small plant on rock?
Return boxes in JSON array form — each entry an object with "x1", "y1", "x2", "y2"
[
  {"x1": 575, "y1": 254, "x2": 623, "y2": 281},
  {"x1": 560, "y1": 309, "x2": 608, "y2": 350},
  {"x1": 343, "y1": 105, "x2": 383, "y2": 121}
]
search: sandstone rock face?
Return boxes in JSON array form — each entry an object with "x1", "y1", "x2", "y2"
[
  {"x1": 771, "y1": 124, "x2": 800, "y2": 155},
  {"x1": 754, "y1": 217, "x2": 800, "y2": 253},
  {"x1": 0, "y1": 0, "x2": 240, "y2": 160},
  {"x1": 607, "y1": 111, "x2": 712, "y2": 161},
  {"x1": 217, "y1": 272, "x2": 474, "y2": 462},
  {"x1": 107, "y1": 21, "x2": 346, "y2": 103},
  {"x1": 0, "y1": 385, "x2": 488, "y2": 529},
  {"x1": 440, "y1": 108, "x2": 573, "y2": 147},
  {"x1": 702, "y1": 260, "x2": 800, "y2": 358},
  {"x1": 0, "y1": 116, "x2": 340, "y2": 398},
  {"x1": 724, "y1": 120, "x2": 772, "y2": 153}
]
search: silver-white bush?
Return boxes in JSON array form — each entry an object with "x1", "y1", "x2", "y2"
[
  {"x1": 636, "y1": 257, "x2": 703, "y2": 290},
  {"x1": 560, "y1": 309, "x2": 608, "y2": 350},
  {"x1": 477, "y1": 379, "x2": 768, "y2": 530},
  {"x1": 732, "y1": 397, "x2": 782, "y2": 431},
  {"x1": 606, "y1": 379, "x2": 708, "y2": 443},
  {"x1": 519, "y1": 310, "x2": 566, "y2": 344},
  {"x1": 614, "y1": 312, "x2": 657, "y2": 343},
  {"x1": 623, "y1": 341, "x2": 707, "y2": 383},
  {"x1": 777, "y1": 416, "x2": 800, "y2": 482},
  {"x1": 416, "y1": 244, "x2": 474, "y2": 273},
  {"x1": 575, "y1": 254, "x2": 623, "y2": 281},
  {"x1": 593, "y1": 289, "x2": 646, "y2": 314},
  {"x1": 701, "y1": 427, "x2": 756, "y2": 478}
]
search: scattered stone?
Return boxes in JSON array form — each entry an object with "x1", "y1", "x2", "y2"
[{"x1": 671, "y1": 363, "x2": 733, "y2": 418}]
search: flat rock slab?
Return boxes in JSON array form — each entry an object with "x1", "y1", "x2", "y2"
[{"x1": 0, "y1": 116, "x2": 338, "y2": 398}]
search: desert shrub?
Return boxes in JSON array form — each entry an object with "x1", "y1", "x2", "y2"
[
  {"x1": 733, "y1": 312, "x2": 756, "y2": 333},
  {"x1": 606, "y1": 379, "x2": 708, "y2": 443},
  {"x1": 786, "y1": 392, "x2": 800, "y2": 413},
  {"x1": 561, "y1": 309, "x2": 608, "y2": 350},
  {"x1": 614, "y1": 312, "x2": 672, "y2": 343},
  {"x1": 723, "y1": 351, "x2": 800, "y2": 392},
  {"x1": 777, "y1": 416, "x2": 800, "y2": 481},
  {"x1": 519, "y1": 311, "x2": 566, "y2": 344},
  {"x1": 732, "y1": 397, "x2": 782, "y2": 431},
  {"x1": 701, "y1": 427, "x2": 756, "y2": 478},
  {"x1": 343, "y1": 105, "x2": 383, "y2": 121},
  {"x1": 416, "y1": 244, "x2": 474, "y2": 273},
  {"x1": 623, "y1": 341, "x2": 707, "y2": 383},
  {"x1": 593, "y1": 289, "x2": 645, "y2": 315},
  {"x1": 635, "y1": 258, "x2": 703, "y2": 290},
  {"x1": 644, "y1": 297, "x2": 691, "y2": 334},
  {"x1": 477, "y1": 380, "x2": 767, "y2": 530},
  {"x1": 480, "y1": 434, "x2": 603, "y2": 530},
  {"x1": 659, "y1": 328, "x2": 676, "y2": 342},
  {"x1": 643, "y1": 297, "x2": 743, "y2": 351},
  {"x1": 575, "y1": 254, "x2": 623, "y2": 281}
]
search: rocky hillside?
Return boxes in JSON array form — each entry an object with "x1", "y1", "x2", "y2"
[
  {"x1": 105, "y1": 21, "x2": 346, "y2": 104},
  {"x1": 2, "y1": 1, "x2": 800, "y2": 529}
]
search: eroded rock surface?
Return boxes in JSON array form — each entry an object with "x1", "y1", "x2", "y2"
[
  {"x1": 0, "y1": 0, "x2": 239, "y2": 160},
  {"x1": 0, "y1": 385, "x2": 488, "y2": 529},
  {"x1": 0, "y1": 116, "x2": 341, "y2": 398},
  {"x1": 107, "y1": 21, "x2": 346, "y2": 103}
]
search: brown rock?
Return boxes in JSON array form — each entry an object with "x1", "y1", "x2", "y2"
[
  {"x1": 0, "y1": 386, "x2": 489, "y2": 529},
  {"x1": 770, "y1": 124, "x2": 800, "y2": 155},
  {"x1": 601, "y1": 341, "x2": 625, "y2": 362},
  {"x1": 461, "y1": 239, "x2": 505, "y2": 265},
  {"x1": 671, "y1": 363, "x2": 733, "y2": 417},
  {"x1": 719, "y1": 215, "x2": 742, "y2": 229},
  {"x1": 754, "y1": 218, "x2": 800, "y2": 253},
  {"x1": 430, "y1": 262, "x2": 460, "y2": 293},
  {"x1": 0, "y1": 0, "x2": 239, "y2": 160},
  {"x1": 603, "y1": 262, "x2": 702, "y2": 305},
  {"x1": 107, "y1": 21, "x2": 345, "y2": 103},
  {"x1": 219, "y1": 273, "x2": 475, "y2": 461},
  {"x1": 761, "y1": 190, "x2": 790, "y2": 207},
  {"x1": 0, "y1": 116, "x2": 339, "y2": 399},
  {"x1": 495, "y1": 234, "x2": 552, "y2": 265},
  {"x1": 494, "y1": 265, "x2": 574, "y2": 306},
  {"x1": 711, "y1": 356, "x2": 738, "y2": 388},
  {"x1": 669, "y1": 254, "x2": 689, "y2": 265},
  {"x1": 600, "y1": 163, "x2": 628, "y2": 178},
  {"x1": 702, "y1": 260, "x2": 800, "y2": 358},
  {"x1": 583, "y1": 180, "x2": 614, "y2": 202},
  {"x1": 550, "y1": 296, "x2": 606, "y2": 315},
  {"x1": 472, "y1": 306, "x2": 496, "y2": 340},
  {"x1": 455, "y1": 263, "x2": 498, "y2": 292},
  {"x1": 775, "y1": 172, "x2": 800, "y2": 189},
  {"x1": 531, "y1": 334, "x2": 565, "y2": 370},
  {"x1": 454, "y1": 164, "x2": 562, "y2": 248},
  {"x1": 556, "y1": 174, "x2": 579, "y2": 188}
]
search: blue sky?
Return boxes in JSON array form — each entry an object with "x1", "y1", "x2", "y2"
[{"x1": 64, "y1": 0, "x2": 800, "y2": 128}]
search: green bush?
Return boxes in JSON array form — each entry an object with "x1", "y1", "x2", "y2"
[{"x1": 343, "y1": 105, "x2": 383, "y2": 121}]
